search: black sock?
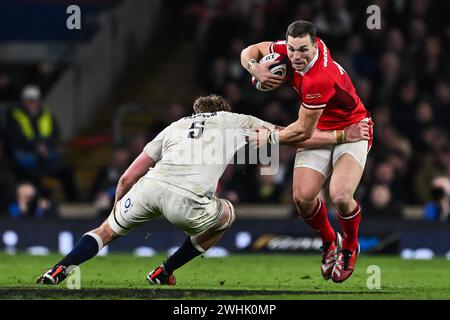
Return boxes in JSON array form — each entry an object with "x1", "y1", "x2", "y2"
[
  {"x1": 56, "y1": 233, "x2": 101, "y2": 269},
  {"x1": 163, "y1": 237, "x2": 203, "y2": 274}
]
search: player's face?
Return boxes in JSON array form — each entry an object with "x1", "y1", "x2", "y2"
[{"x1": 287, "y1": 35, "x2": 317, "y2": 72}]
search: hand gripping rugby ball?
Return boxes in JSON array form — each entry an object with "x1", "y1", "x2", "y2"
[{"x1": 251, "y1": 53, "x2": 289, "y2": 92}]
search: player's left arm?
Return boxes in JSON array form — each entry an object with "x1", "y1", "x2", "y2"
[
  {"x1": 251, "y1": 107, "x2": 322, "y2": 147},
  {"x1": 115, "y1": 152, "x2": 156, "y2": 203},
  {"x1": 277, "y1": 106, "x2": 323, "y2": 146},
  {"x1": 267, "y1": 122, "x2": 370, "y2": 148},
  {"x1": 275, "y1": 77, "x2": 336, "y2": 146},
  {"x1": 254, "y1": 121, "x2": 369, "y2": 148}
]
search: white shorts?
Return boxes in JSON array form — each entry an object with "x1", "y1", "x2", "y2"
[
  {"x1": 107, "y1": 177, "x2": 224, "y2": 236},
  {"x1": 294, "y1": 139, "x2": 369, "y2": 179}
]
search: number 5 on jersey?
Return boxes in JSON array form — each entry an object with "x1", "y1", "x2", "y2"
[{"x1": 188, "y1": 121, "x2": 205, "y2": 139}]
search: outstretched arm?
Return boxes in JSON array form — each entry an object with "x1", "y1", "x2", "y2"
[
  {"x1": 115, "y1": 152, "x2": 155, "y2": 203},
  {"x1": 252, "y1": 106, "x2": 369, "y2": 148},
  {"x1": 294, "y1": 123, "x2": 370, "y2": 148},
  {"x1": 277, "y1": 106, "x2": 323, "y2": 145},
  {"x1": 250, "y1": 106, "x2": 321, "y2": 147}
]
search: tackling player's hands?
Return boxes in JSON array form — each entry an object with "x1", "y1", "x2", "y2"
[
  {"x1": 250, "y1": 62, "x2": 284, "y2": 88},
  {"x1": 345, "y1": 122, "x2": 370, "y2": 142},
  {"x1": 249, "y1": 126, "x2": 271, "y2": 148}
]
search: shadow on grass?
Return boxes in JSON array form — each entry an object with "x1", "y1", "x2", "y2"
[{"x1": 0, "y1": 288, "x2": 395, "y2": 299}]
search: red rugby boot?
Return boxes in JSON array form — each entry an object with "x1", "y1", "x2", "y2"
[{"x1": 321, "y1": 232, "x2": 342, "y2": 280}]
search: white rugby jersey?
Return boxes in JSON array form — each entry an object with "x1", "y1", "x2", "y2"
[{"x1": 143, "y1": 111, "x2": 274, "y2": 197}]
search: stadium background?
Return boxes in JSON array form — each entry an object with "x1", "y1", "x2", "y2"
[{"x1": 0, "y1": 0, "x2": 449, "y2": 260}]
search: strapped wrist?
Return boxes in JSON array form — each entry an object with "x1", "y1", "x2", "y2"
[
  {"x1": 247, "y1": 58, "x2": 257, "y2": 71},
  {"x1": 334, "y1": 130, "x2": 346, "y2": 144},
  {"x1": 267, "y1": 130, "x2": 279, "y2": 144}
]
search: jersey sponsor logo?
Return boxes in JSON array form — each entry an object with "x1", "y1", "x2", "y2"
[
  {"x1": 305, "y1": 93, "x2": 322, "y2": 100},
  {"x1": 333, "y1": 61, "x2": 346, "y2": 75},
  {"x1": 320, "y1": 39, "x2": 328, "y2": 67}
]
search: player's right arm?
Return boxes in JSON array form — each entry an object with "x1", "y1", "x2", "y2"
[
  {"x1": 240, "y1": 41, "x2": 284, "y2": 87},
  {"x1": 114, "y1": 125, "x2": 168, "y2": 203},
  {"x1": 115, "y1": 152, "x2": 156, "y2": 203}
]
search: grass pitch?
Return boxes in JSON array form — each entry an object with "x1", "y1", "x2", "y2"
[{"x1": 0, "y1": 253, "x2": 449, "y2": 300}]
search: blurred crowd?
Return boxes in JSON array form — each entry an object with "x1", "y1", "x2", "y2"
[
  {"x1": 0, "y1": 85, "x2": 74, "y2": 218},
  {"x1": 1, "y1": 0, "x2": 449, "y2": 221}
]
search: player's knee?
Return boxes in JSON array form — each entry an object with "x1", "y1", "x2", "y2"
[
  {"x1": 330, "y1": 188, "x2": 354, "y2": 208},
  {"x1": 293, "y1": 189, "x2": 316, "y2": 207},
  {"x1": 219, "y1": 211, "x2": 232, "y2": 230},
  {"x1": 92, "y1": 222, "x2": 120, "y2": 245},
  {"x1": 215, "y1": 199, "x2": 236, "y2": 231}
]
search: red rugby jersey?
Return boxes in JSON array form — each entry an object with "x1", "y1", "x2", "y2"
[{"x1": 270, "y1": 38, "x2": 370, "y2": 130}]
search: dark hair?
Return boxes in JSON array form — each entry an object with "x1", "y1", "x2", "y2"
[
  {"x1": 286, "y1": 20, "x2": 316, "y2": 43},
  {"x1": 193, "y1": 94, "x2": 232, "y2": 113}
]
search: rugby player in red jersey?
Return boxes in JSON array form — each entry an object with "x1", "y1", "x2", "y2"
[{"x1": 241, "y1": 20, "x2": 373, "y2": 283}]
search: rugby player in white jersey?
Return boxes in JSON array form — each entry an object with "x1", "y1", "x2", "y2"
[{"x1": 36, "y1": 95, "x2": 368, "y2": 286}]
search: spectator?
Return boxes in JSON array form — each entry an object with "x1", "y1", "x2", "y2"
[
  {"x1": 434, "y1": 79, "x2": 450, "y2": 127},
  {"x1": 413, "y1": 141, "x2": 449, "y2": 204},
  {"x1": 6, "y1": 84, "x2": 78, "y2": 202},
  {"x1": 365, "y1": 184, "x2": 403, "y2": 216},
  {"x1": 0, "y1": 134, "x2": 16, "y2": 214},
  {"x1": 148, "y1": 102, "x2": 188, "y2": 140},
  {"x1": 393, "y1": 79, "x2": 419, "y2": 134},
  {"x1": 126, "y1": 133, "x2": 147, "y2": 164},
  {"x1": 7, "y1": 181, "x2": 55, "y2": 219},
  {"x1": 0, "y1": 72, "x2": 17, "y2": 101},
  {"x1": 424, "y1": 176, "x2": 450, "y2": 222},
  {"x1": 417, "y1": 36, "x2": 448, "y2": 95},
  {"x1": 217, "y1": 164, "x2": 248, "y2": 204},
  {"x1": 261, "y1": 101, "x2": 291, "y2": 127},
  {"x1": 313, "y1": 0, "x2": 352, "y2": 51},
  {"x1": 253, "y1": 164, "x2": 284, "y2": 203},
  {"x1": 374, "y1": 52, "x2": 402, "y2": 104},
  {"x1": 205, "y1": 57, "x2": 229, "y2": 94}
]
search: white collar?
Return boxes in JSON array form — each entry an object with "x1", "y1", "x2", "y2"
[{"x1": 297, "y1": 47, "x2": 319, "y2": 76}]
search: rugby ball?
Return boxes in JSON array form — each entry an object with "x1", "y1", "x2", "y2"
[{"x1": 251, "y1": 53, "x2": 288, "y2": 92}]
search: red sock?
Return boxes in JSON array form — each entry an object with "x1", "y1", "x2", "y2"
[
  {"x1": 302, "y1": 198, "x2": 336, "y2": 244},
  {"x1": 336, "y1": 202, "x2": 361, "y2": 251}
]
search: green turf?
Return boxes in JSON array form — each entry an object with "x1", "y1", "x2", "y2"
[{"x1": 0, "y1": 253, "x2": 449, "y2": 299}]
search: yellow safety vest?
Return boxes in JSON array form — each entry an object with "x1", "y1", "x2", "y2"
[{"x1": 12, "y1": 107, "x2": 53, "y2": 141}]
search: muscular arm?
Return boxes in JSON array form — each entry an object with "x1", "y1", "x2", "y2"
[
  {"x1": 295, "y1": 130, "x2": 339, "y2": 148},
  {"x1": 241, "y1": 42, "x2": 284, "y2": 87},
  {"x1": 273, "y1": 121, "x2": 369, "y2": 148},
  {"x1": 240, "y1": 41, "x2": 272, "y2": 72},
  {"x1": 278, "y1": 106, "x2": 324, "y2": 146},
  {"x1": 115, "y1": 152, "x2": 156, "y2": 203}
]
